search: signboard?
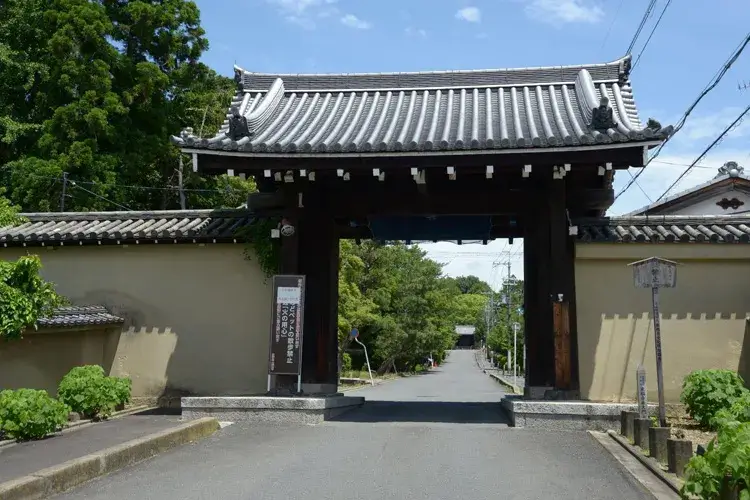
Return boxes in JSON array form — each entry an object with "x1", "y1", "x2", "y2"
[
  {"x1": 350, "y1": 328, "x2": 359, "y2": 338},
  {"x1": 268, "y1": 275, "x2": 305, "y2": 376},
  {"x1": 629, "y1": 257, "x2": 677, "y2": 289},
  {"x1": 636, "y1": 365, "x2": 648, "y2": 420}
]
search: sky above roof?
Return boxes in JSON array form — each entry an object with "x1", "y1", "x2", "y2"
[{"x1": 194, "y1": 0, "x2": 749, "y2": 286}]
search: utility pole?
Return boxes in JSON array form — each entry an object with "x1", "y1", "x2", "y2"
[
  {"x1": 177, "y1": 156, "x2": 186, "y2": 210},
  {"x1": 60, "y1": 172, "x2": 68, "y2": 212}
]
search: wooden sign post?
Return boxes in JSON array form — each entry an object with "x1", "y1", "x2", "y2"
[
  {"x1": 636, "y1": 364, "x2": 648, "y2": 420},
  {"x1": 628, "y1": 257, "x2": 677, "y2": 428}
]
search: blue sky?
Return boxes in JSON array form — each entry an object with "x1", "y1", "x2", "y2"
[{"x1": 194, "y1": 0, "x2": 749, "y2": 286}]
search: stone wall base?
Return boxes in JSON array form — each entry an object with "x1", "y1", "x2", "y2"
[
  {"x1": 502, "y1": 397, "x2": 658, "y2": 431},
  {"x1": 181, "y1": 395, "x2": 365, "y2": 424}
]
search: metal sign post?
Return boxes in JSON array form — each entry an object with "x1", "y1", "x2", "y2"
[
  {"x1": 628, "y1": 257, "x2": 677, "y2": 428},
  {"x1": 636, "y1": 365, "x2": 648, "y2": 420},
  {"x1": 351, "y1": 328, "x2": 375, "y2": 386},
  {"x1": 268, "y1": 275, "x2": 306, "y2": 394}
]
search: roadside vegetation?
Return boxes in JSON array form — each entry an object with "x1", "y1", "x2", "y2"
[
  {"x1": 678, "y1": 369, "x2": 749, "y2": 499},
  {"x1": 0, "y1": 365, "x2": 132, "y2": 442}
]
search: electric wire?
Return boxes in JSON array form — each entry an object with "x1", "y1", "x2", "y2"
[{"x1": 615, "y1": 32, "x2": 750, "y2": 201}]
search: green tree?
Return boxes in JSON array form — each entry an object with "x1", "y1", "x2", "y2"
[
  {"x1": 448, "y1": 275, "x2": 493, "y2": 295},
  {"x1": 337, "y1": 241, "x2": 462, "y2": 373},
  {"x1": 0, "y1": 192, "x2": 65, "y2": 340},
  {"x1": 0, "y1": 0, "x2": 250, "y2": 212}
]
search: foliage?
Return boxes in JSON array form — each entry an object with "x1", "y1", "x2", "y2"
[
  {"x1": 0, "y1": 254, "x2": 66, "y2": 340},
  {"x1": 445, "y1": 275, "x2": 493, "y2": 295},
  {"x1": 0, "y1": 0, "x2": 246, "y2": 212},
  {"x1": 681, "y1": 369, "x2": 748, "y2": 430},
  {"x1": 0, "y1": 187, "x2": 24, "y2": 226},
  {"x1": 238, "y1": 217, "x2": 281, "y2": 278},
  {"x1": 681, "y1": 421, "x2": 750, "y2": 500},
  {"x1": 475, "y1": 276, "x2": 524, "y2": 365},
  {"x1": 713, "y1": 391, "x2": 750, "y2": 429},
  {"x1": 341, "y1": 353, "x2": 352, "y2": 373},
  {"x1": 57, "y1": 365, "x2": 132, "y2": 419},
  {"x1": 337, "y1": 241, "x2": 489, "y2": 374},
  {"x1": 0, "y1": 389, "x2": 70, "y2": 440}
]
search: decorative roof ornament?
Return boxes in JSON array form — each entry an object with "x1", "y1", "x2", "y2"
[
  {"x1": 234, "y1": 67, "x2": 243, "y2": 92},
  {"x1": 590, "y1": 95, "x2": 616, "y2": 132},
  {"x1": 228, "y1": 106, "x2": 251, "y2": 141},
  {"x1": 716, "y1": 161, "x2": 743, "y2": 178}
]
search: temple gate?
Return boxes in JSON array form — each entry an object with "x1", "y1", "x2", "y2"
[{"x1": 173, "y1": 54, "x2": 671, "y2": 399}]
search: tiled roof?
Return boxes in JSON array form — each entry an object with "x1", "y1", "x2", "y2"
[
  {"x1": 4, "y1": 211, "x2": 746, "y2": 247},
  {"x1": 577, "y1": 216, "x2": 750, "y2": 243},
  {"x1": 0, "y1": 210, "x2": 256, "y2": 246},
  {"x1": 172, "y1": 55, "x2": 672, "y2": 156},
  {"x1": 37, "y1": 306, "x2": 124, "y2": 328}
]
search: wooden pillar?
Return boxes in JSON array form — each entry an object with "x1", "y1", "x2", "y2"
[
  {"x1": 523, "y1": 177, "x2": 580, "y2": 396},
  {"x1": 547, "y1": 179, "x2": 579, "y2": 393},
  {"x1": 523, "y1": 203, "x2": 555, "y2": 389},
  {"x1": 297, "y1": 210, "x2": 339, "y2": 391}
]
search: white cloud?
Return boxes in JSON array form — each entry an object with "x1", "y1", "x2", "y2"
[
  {"x1": 405, "y1": 26, "x2": 428, "y2": 37},
  {"x1": 266, "y1": 0, "x2": 340, "y2": 28},
  {"x1": 340, "y1": 13, "x2": 371, "y2": 29},
  {"x1": 525, "y1": 0, "x2": 604, "y2": 25},
  {"x1": 419, "y1": 240, "x2": 526, "y2": 283},
  {"x1": 456, "y1": 6, "x2": 482, "y2": 23}
]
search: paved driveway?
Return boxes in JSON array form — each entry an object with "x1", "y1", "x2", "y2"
[{"x1": 54, "y1": 350, "x2": 652, "y2": 500}]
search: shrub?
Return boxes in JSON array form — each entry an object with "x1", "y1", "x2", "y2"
[
  {"x1": 0, "y1": 389, "x2": 69, "y2": 440},
  {"x1": 341, "y1": 353, "x2": 352, "y2": 373},
  {"x1": 58, "y1": 365, "x2": 132, "y2": 419},
  {"x1": 681, "y1": 421, "x2": 750, "y2": 499},
  {"x1": 680, "y1": 369, "x2": 748, "y2": 430},
  {"x1": 712, "y1": 392, "x2": 750, "y2": 429}
]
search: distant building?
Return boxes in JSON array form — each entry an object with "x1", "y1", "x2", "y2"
[
  {"x1": 625, "y1": 161, "x2": 750, "y2": 216},
  {"x1": 455, "y1": 325, "x2": 476, "y2": 348}
]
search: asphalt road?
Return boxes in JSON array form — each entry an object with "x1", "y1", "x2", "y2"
[{"x1": 54, "y1": 350, "x2": 652, "y2": 500}]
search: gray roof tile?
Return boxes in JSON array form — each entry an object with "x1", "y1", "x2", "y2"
[
  {"x1": 37, "y1": 306, "x2": 124, "y2": 327},
  {"x1": 577, "y1": 215, "x2": 750, "y2": 243},
  {"x1": 4, "y1": 211, "x2": 743, "y2": 247},
  {"x1": 172, "y1": 56, "x2": 672, "y2": 155},
  {"x1": 0, "y1": 210, "x2": 256, "y2": 246}
]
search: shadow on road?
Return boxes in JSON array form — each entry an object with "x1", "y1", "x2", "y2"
[{"x1": 331, "y1": 401, "x2": 511, "y2": 424}]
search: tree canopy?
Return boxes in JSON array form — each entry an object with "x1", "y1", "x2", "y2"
[
  {"x1": 0, "y1": 0, "x2": 252, "y2": 212},
  {"x1": 338, "y1": 241, "x2": 491, "y2": 373}
]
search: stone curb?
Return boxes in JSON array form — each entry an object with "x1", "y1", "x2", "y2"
[
  {"x1": 606, "y1": 430, "x2": 683, "y2": 495},
  {"x1": 487, "y1": 371, "x2": 522, "y2": 394},
  {"x1": 0, "y1": 405, "x2": 157, "y2": 450},
  {"x1": 0, "y1": 417, "x2": 220, "y2": 500}
]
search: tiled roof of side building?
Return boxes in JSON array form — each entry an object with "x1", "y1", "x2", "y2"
[
  {"x1": 4, "y1": 211, "x2": 748, "y2": 246},
  {"x1": 0, "y1": 210, "x2": 256, "y2": 246},
  {"x1": 577, "y1": 215, "x2": 750, "y2": 243},
  {"x1": 37, "y1": 306, "x2": 125, "y2": 328},
  {"x1": 172, "y1": 55, "x2": 673, "y2": 156}
]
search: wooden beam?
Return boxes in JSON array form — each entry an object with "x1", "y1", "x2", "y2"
[
  {"x1": 248, "y1": 187, "x2": 613, "y2": 217},
  {"x1": 195, "y1": 146, "x2": 648, "y2": 172}
]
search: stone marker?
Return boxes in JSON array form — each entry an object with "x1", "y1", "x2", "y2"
[
  {"x1": 621, "y1": 411, "x2": 638, "y2": 441},
  {"x1": 634, "y1": 418, "x2": 652, "y2": 451},
  {"x1": 667, "y1": 438, "x2": 693, "y2": 477},
  {"x1": 649, "y1": 427, "x2": 670, "y2": 464}
]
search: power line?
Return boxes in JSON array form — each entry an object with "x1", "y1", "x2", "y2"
[
  {"x1": 631, "y1": 0, "x2": 673, "y2": 71},
  {"x1": 69, "y1": 182, "x2": 134, "y2": 211},
  {"x1": 628, "y1": 169, "x2": 653, "y2": 202},
  {"x1": 626, "y1": 0, "x2": 658, "y2": 55},
  {"x1": 615, "y1": 31, "x2": 750, "y2": 201},
  {"x1": 654, "y1": 104, "x2": 750, "y2": 202}
]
